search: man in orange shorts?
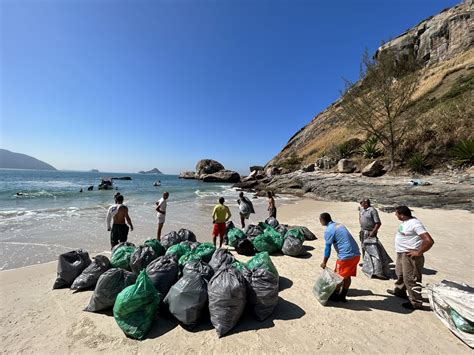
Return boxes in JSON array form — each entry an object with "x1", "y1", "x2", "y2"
[
  {"x1": 319, "y1": 212, "x2": 360, "y2": 302},
  {"x1": 212, "y1": 197, "x2": 232, "y2": 248}
]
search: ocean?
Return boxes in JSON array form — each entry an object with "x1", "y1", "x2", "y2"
[{"x1": 0, "y1": 169, "x2": 295, "y2": 270}]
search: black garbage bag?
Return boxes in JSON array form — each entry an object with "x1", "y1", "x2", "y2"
[
  {"x1": 235, "y1": 238, "x2": 255, "y2": 256},
  {"x1": 208, "y1": 266, "x2": 247, "y2": 337},
  {"x1": 209, "y1": 248, "x2": 235, "y2": 272},
  {"x1": 180, "y1": 240, "x2": 200, "y2": 251},
  {"x1": 111, "y1": 242, "x2": 136, "y2": 254},
  {"x1": 274, "y1": 224, "x2": 288, "y2": 238},
  {"x1": 224, "y1": 221, "x2": 235, "y2": 245},
  {"x1": 265, "y1": 217, "x2": 279, "y2": 228},
  {"x1": 161, "y1": 231, "x2": 181, "y2": 250},
  {"x1": 84, "y1": 268, "x2": 137, "y2": 312},
  {"x1": 248, "y1": 268, "x2": 279, "y2": 321},
  {"x1": 130, "y1": 246, "x2": 158, "y2": 275},
  {"x1": 53, "y1": 249, "x2": 92, "y2": 289},
  {"x1": 183, "y1": 259, "x2": 214, "y2": 282},
  {"x1": 178, "y1": 228, "x2": 197, "y2": 242},
  {"x1": 145, "y1": 255, "x2": 179, "y2": 298},
  {"x1": 164, "y1": 273, "x2": 208, "y2": 326},
  {"x1": 71, "y1": 255, "x2": 110, "y2": 291},
  {"x1": 299, "y1": 226, "x2": 317, "y2": 241},
  {"x1": 362, "y1": 237, "x2": 393, "y2": 279},
  {"x1": 281, "y1": 235, "x2": 306, "y2": 257},
  {"x1": 245, "y1": 224, "x2": 264, "y2": 241}
]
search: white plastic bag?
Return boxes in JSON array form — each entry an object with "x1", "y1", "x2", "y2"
[{"x1": 312, "y1": 268, "x2": 343, "y2": 305}]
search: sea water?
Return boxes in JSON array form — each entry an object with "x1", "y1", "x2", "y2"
[{"x1": 0, "y1": 169, "x2": 295, "y2": 270}]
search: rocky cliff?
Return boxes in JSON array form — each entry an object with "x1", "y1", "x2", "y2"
[{"x1": 267, "y1": 1, "x2": 473, "y2": 168}]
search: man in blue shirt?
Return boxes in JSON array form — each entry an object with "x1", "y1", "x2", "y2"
[{"x1": 320, "y1": 212, "x2": 360, "y2": 302}]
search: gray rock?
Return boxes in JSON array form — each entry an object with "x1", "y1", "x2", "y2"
[
  {"x1": 250, "y1": 166, "x2": 264, "y2": 173},
  {"x1": 201, "y1": 170, "x2": 241, "y2": 183},
  {"x1": 361, "y1": 160, "x2": 386, "y2": 177},
  {"x1": 302, "y1": 164, "x2": 315, "y2": 172},
  {"x1": 337, "y1": 159, "x2": 356, "y2": 173},
  {"x1": 315, "y1": 156, "x2": 336, "y2": 170},
  {"x1": 195, "y1": 159, "x2": 225, "y2": 176},
  {"x1": 266, "y1": 167, "x2": 281, "y2": 177},
  {"x1": 179, "y1": 171, "x2": 196, "y2": 179},
  {"x1": 233, "y1": 180, "x2": 259, "y2": 189}
]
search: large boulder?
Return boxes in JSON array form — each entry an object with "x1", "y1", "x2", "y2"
[
  {"x1": 201, "y1": 170, "x2": 241, "y2": 183},
  {"x1": 337, "y1": 159, "x2": 356, "y2": 173},
  {"x1": 250, "y1": 166, "x2": 264, "y2": 173},
  {"x1": 315, "y1": 156, "x2": 336, "y2": 170},
  {"x1": 266, "y1": 167, "x2": 281, "y2": 177},
  {"x1": 302, "y1": 164, "x2": 315, "y2": 172},
  {"x1": 196, "y1": 159, "x2": 225, "y2": 176},
  {"x1": 179, "y1": 171, "x2": 196, "y2": 179},
  {"x1": 361, "y1": 160, "x2": 386, "y2": 177},
  {"x1": 233, "y1": 180, "x2": 259, "y2": 189}
]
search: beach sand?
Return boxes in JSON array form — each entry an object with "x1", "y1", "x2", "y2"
[{"x1": 1, "y1": 199, "x2": 472, "y2": 354}]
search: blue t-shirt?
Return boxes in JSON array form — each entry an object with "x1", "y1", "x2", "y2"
[{"x1": 324, "y1": 221, "x2": 360, "y2": 260}]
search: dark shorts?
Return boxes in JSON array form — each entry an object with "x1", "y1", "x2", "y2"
[
  {"x1": 110, "y1": 224, "x2": 129, "y2": 248},
  {"x1": 269, "y1": 207, "x2": 277, "y2": 218},
  {"x1": 212, "y1": 223, "x2": 226, "y2": 238}
]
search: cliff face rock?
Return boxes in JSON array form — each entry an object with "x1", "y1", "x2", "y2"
[
  {"x1": 0, "y1": 149, "x2": 56, "y2": 170},
  {"x1": 267, "y1": 1, "x2": 473, "y2": 169}
]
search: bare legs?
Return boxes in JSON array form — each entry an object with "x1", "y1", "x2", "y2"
[{"x1": 157, "y1": 223, "x2": 164, "y2": 241}]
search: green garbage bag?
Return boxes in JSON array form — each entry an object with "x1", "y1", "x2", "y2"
[
  {"x1": 144, "y1": 239, "x2": 165, "y2": 256},
  {"x1": 193, "y1": 242, "x2": 216, "y2": 262},
  {"x1": 110, "y1": 245, "x2": 136, "y2": 270},
  {"x1": 312, "y1": 268, "x2": 343, "y2": 306},
  {"x1": 178, "y1": 252, "x2": 202, "y2": 267},
  {"x1": 285, "y1": 228, "x2": 305, "y2": 242},
  {"x1": 165, "y1": 242, "x2": 191, "y2": 259},
  {"x1": 247, "y1": 252, "x2": 278, "y2": 277},
  {"x1": 232, "y1": 260, "x2": 246, "y2": 271},
  {"x1": 113, "y1": 270, "x2": 160, "y2": 340},
  {"x1": 227, "y1": 228, "x2": 246, "y2": 248}
]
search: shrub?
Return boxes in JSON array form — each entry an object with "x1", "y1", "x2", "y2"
[
  {"x1": 452, "y1": 138, "x2": 474, "y2": 166},
  {"x1": 278, "y1": 153, "x2": 303, "y2": 171},
  {"x1": 408, "y1": 153, "x2": 430, "y2": 174},
  {"x1": 359, "y1": 136, "x2": 382, "y2": 158}
]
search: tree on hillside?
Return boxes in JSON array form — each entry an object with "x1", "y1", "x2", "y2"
[{"x1": 339, "y1": 47, "x2": 421, "y2": 170}]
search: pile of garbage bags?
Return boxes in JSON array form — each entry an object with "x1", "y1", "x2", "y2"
[
  {"x1": 52, "y1": 231, "x2": 282, "y2": 340},
  {"x1": 225, "y1": 217, "x2": 316, "y2": 258}
]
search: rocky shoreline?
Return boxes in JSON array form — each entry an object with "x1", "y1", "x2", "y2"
[{"x1": 235, "y1": 169, "x2": 474, "y2": 212}]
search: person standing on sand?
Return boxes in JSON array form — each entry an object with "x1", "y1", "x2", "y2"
[
  {"x1": 212, "y1": 197, "x2": 232, "y2": 248},
  {"x1": 387, "y1": 206, "x2": 434, "y2": 311},
  {"x1": 267, "y1": 191, "x2": 277, "y2": 218},
  {"x1": 358, "y1": 198, "x2": 381, "y2": 259},
  {"x1": 237, "y1": 192, "x2": 254, "y2": 228},
  {"x1": 155, "y1": 191, "x2": 169, "y2": 241},
  {"x1": 319, "y1": 212, "x2": 360, "y2": 302},
  {"x1": 106, "y1": 194, "x2": 133, "y2": 249}
]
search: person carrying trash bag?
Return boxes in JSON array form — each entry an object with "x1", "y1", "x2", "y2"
[
  {"x1": 319, "y1": 212, "x2": 360, "y2": 303},
  {"x1": 113, "y1": 270, "x2": 160, "y2": 340}
]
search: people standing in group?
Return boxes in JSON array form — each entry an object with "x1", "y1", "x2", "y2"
[
  {"x1": 212, "y1": 197, "x2": 232, "y2": 248},
  {"x1": 106, "y1": 194, "x2": 133, "y2": 249},
  {"x1": 388, "y1": 206, "x2": 434, "y2": 311},
  {"x1": 359, "y1": 198, "x2": 381, "y2": 259},
  {"x1": 155, "y1": 191, "x2": 169, "y2": 241},
  {"x1": 319, "y1": 212, "x2": 360, "y2": 302},
  {"x1": 267, "y1": 191, "x2": 277, "y2": 218},
  {"x1": 237, "y1": 192, "x2": 255, "y2": 228}
]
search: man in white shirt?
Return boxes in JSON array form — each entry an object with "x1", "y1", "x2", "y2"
[
  {"x1": 155, "y1": 191, "x2": 169, "y2": 241},
  {"x1": 387, "y1": 205, "x2": 434, "y2": 311}
]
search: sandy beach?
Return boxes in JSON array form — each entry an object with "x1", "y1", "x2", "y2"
[{"x1": 1, "y1": 199, "x2": 472, "y2": 354}]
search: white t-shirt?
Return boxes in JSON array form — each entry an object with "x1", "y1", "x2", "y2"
[
  {"x1": 156, "y1": 198, "x2": 167, "y2": 215},
  {"x1": 395, "y1": 218, "x2": 427, "y2": 253}
]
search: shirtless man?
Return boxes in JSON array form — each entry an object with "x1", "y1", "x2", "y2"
[
  {"x1": 267, "y1": 191, "x2": 277, "y2": 218},
  {"x1": 106, "y1": 194, "x2": 133, "y2": 249}
]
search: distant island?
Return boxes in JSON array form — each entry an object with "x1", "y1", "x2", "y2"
[
  {"x1": 0, "y1": 149, "x2": 57, "y2": 171},
  {"x1": 90, "y1": 169, "x2": 99, "y2": 172},
  {"x1": 138, "y1": 168, "x2": 162, "y2": 174}
]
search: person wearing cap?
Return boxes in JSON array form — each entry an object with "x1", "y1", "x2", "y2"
[
  {"x1": 212, "y1": 197, "x2": 232, "y2": 248},
  {"x1": 358, "y1": 198, "x2": 381, "y2": 259},
  {"x1": 387, "y1": 205, "x2": 434, "y2": 311}
]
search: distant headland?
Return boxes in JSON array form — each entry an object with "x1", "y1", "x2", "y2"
[
  {"x1": 0, "y1": 149, "x2": 57, "y2": 171},
  {"x1": 138, "y1": 168, "x2": 162, "y2": 174}
]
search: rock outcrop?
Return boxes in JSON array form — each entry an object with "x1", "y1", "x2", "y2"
[
  {"x1": 179, "y1": 171, "x2": 196, "y2": 179},
  {"x1": 361, "y1": 160, "x2": 386, "y2": 177},
  {"x1": 337, "y1": 159, "x2": 356, "y2": 173},
  {"x1": 180, "y1": 159, "x2": 240, "y2": 183},
  {"x1": 138, "y1": 168, "x2": 163, "y2": 174},
  {"x1": 201, "y1": 170, "x2": 241, "y2": 183},
  {"x1": 195, "y1": 159, "x2": 224, "y2": 177}
]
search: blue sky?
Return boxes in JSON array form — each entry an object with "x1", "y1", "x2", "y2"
[{"x1": 0, "y1": 0, "x2": 460, "y2": 174}]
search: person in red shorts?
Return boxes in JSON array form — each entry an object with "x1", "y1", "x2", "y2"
[
  {"x1": 319, "y1": 212, "x2": 361, "y2": 302},
  {"x1": 212, "y1": 197, "x2": 232, "y2": 248}
]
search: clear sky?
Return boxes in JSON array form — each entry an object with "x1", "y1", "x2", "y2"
[{"x1": 0, "y1": 0, "x2": 460, "y2": 174}]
